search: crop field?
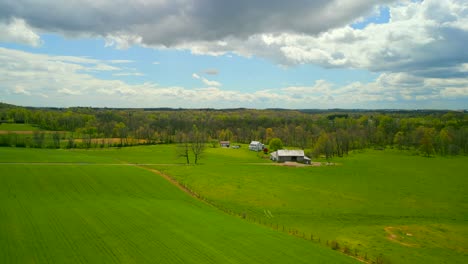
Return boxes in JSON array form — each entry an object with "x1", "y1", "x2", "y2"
[
  {"x1": 153, "y1": 147, "x2": 468, "y2": 264},
  {"x1": 0, "y1": 147, "x2": 356, "y2": 263}
]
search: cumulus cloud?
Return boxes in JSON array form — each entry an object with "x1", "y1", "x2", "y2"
[
  {"x1": 171, "y1": 0, "x2": 468, "y2": 83},
  {"x1": 0, "y1": 0, "x2": 393, "y2": 46},
  {"x1": 0, "y1": 18, "x2": 41, "y2": 46},
  {"x1": 1, "y1": 47, "x2": 466, "y2": 109},
  {"x1": 1, "y1": 0, "x2": 465, "y2": 83}
]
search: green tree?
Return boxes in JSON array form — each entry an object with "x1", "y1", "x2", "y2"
[
  {"x1": 437, "y1": 129, "x2": 451, "y2": 156},
  {"x1": 393, "y1": 131, "x2": 405, "y2": 150},
  {"x1": 52, "y1": 132, "x2": 61, "y2": 148},
  {"x1": 269, "y1": 138, "x2": 284, "y2": 152},
  {"x1": 32, "y1": 131, "x2": 45, "y2": 148},
  {"x1": 420, "y1": 128, "x2": 435, "y2": 157},
  {"x1": 313, "y1": 131, "x2": 334, "y2": 161},
  {"x1": 113, "y1": 122, "x2": 128, "y2": 146}
]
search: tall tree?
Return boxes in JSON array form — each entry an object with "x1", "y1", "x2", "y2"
[
  {"x1": 190, "y1": 125, "x2": 205, "y2": 164},
  {"x1": 420, "y1": 128, "x2": 435, "y2": 157}
]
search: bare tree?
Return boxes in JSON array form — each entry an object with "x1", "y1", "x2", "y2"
[{"x1": 190, "y1": 125, "x2": 205, "y2": 164}]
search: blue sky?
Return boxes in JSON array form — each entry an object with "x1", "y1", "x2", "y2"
[{"x1": 0, "y1": 0, "x2": 467, "y2": 109}]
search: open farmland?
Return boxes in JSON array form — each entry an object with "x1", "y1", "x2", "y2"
[
  {"x1": 0, "y1": 147, "x2": 356, "y2": 264},
  {"x1": 153, "y1": 147, "x2": 468, "y2": 264},
  {"x1": 0, "y1": 123, "x2": 42, "y2": 132}
]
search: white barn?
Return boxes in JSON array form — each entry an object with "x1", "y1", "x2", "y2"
[
  {"x1": 270, "y1": 149, "x2": 311, "y2": 164},
  {"x1": 249, "y1": 141, "x2": 264, "y2": 151}
]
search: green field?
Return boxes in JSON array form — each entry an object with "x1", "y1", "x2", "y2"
[
  {"x1": 153, "y1": 147, "x2": 468, "y2": 263},
  {"x1": 0, "y1": 123, "x2": 42, "y2": 131},
  {"x1": 1, "y1": 145, "x2": 467, "y2": 263},
  {"x1": 0, "y1": 147, "x2": 355, "y2": 263}
]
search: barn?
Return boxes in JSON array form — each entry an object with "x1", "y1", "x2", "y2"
[
  {"x1": 270, "y1": 150, "x2": 311, "y2": 164},
  {"x1": 220, "y1": 141, "x2": 230, "y2": 148}
]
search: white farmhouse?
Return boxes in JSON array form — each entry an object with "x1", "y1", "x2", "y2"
[{"x1": 249, "y1": 141, "x2": 264, "y2": 151}]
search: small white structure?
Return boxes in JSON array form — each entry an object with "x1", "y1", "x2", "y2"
[
  {"x1": 220, "y1": 141, "x2": 230, "y2": 148},
  {"x1": 270, "y1": 149, "x2": 311, "y2": 164},
  {"x1": 249, "y1": 141, "x2": 264, "y2": 151}
]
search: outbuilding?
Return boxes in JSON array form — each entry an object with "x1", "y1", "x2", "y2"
[
  {"x1": 270, "y1": 149, "x2": 311, "y2": 164},
  {"x1": 220, "y1": 141, "x2": 230, "y2": 148},
  {"x1": 249, "y1": 141, "x2": 264, "y2": 151}
]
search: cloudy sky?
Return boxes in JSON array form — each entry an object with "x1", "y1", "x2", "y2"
[{"x1": 0, "y1": 0, "x2": 467, "y2": 109}]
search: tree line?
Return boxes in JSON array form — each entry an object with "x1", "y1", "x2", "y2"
[{"x1": 1, "y1": 103, "x2": 467, "y2": 157}]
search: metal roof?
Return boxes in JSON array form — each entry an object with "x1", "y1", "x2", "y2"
[{"x1": 274, "y1": 149, "x2": 305, "y2": 157}]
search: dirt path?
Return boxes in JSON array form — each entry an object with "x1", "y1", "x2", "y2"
[
  {"x1": 384, "y1": 226, "x2": 419, "y2": 247},
  {"x1": 245, "y1": 161, "x2": 336, "y2": 167}
]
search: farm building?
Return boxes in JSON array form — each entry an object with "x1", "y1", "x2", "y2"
[
  {"x1": 220, "y1": 141, "x2": 230, "y2": 148},
  {"x1": 249, "y1": 141, "x2": 264, "y2": 151},
  {"x1": 270, "y1": 150, "x2": 311, "y2": 164}
]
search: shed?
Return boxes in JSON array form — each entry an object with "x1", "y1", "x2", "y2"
[
  {"x1": 270, "y1": 149, "x2": 311, "y2": 164},
  {"x1": 220, "y1": 141, "x2": 230, "y2": 148},
  {"x1": 249, "y1": 141, "x2": 264, "y2": 151}
]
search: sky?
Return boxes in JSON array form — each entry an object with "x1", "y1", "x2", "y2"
[{"x1": 0, "y1": 0, "x2": 467, "y2": 109}]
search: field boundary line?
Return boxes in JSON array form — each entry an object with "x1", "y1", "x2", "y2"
[
  {"x1": 134, "y1": 165, "x2": 216, "y2": 208},
  {"x1": 0, "y1": 162, "x2": 184, "y2": 166}
]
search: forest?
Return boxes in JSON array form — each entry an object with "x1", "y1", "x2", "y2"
[{"x1": 1, "y1": 102, "x2": 467, "y2": 158}]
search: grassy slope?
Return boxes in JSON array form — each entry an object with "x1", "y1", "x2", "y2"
[
  {"x1": 153, "y1": 147, "x2": 468, "y2": 264},
  {"x1": 0, "y1": 148, "x2": 355, "y2": 264}
]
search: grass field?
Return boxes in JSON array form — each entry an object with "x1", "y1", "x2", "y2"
[
  {"x1": 1, "y1": 145, "x2": 467, "y2": 263},
  {"x1": 152, "y1": 147, "x2": 468, "y2": 264},
  {"x1": 0, "y1": 147, "x2": 356, "y2": 263},
  {"x1": 0, "y1": 123, "x2": 42, "y2": 132}
]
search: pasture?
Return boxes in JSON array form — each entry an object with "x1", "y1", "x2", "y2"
[
  {"x1": 0, "y1": 146, "x2": 355, "y2": 263},
  {"x1": 1, "y1": 145, "x2": 467, "y2": 263},
  {"x1": 154, "y1": 147, "x2": 468, "y2": 264}
]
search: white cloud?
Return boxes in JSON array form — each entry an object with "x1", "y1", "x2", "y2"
[
  {"x1": 201, "y1": 79, "x2": 222, "y2": 87},
  {"x1": 57, "y1": 88, "x2": 81, "y2": 95},
  {"x1": 12, "y1": 85, "x2": 31, "y2": 95},
  {"x1": 192, "y1": 73, "x2": 222, "y2": 87},
  {"x1": 87, "y1": 63, "x2": 120, "y2": 71},
  {"x1": 172, "y1": 0, "x2": 467, "y2": 82},
  {"x1": 0, "y1": 18, "x2": 41, "y2": 47},
  {"x1": 152, "y1": 61, "x2": 160, "y2": 65},
  {"x1": 109, "y1": 60, "x2": 133, "y2": 64},
  {"x1": 1, "y1": 47, "x2": 466, "y2": 109},
  {"x1": 1, "y1": 0, "x2": 465, "y2": 85},
  {"x1": 112, "y1": 72, "x2": 144, "y2": 77}
]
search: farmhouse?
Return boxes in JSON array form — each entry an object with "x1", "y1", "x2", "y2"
[
  {"x1": 270, "y1": 149, "x2": 311, "y2": 164},
  {"x1": 249, "y1": 141, "x2": 264, "y2": 151},
  {"x1": 220, "y1": 141, "x2": 230, "y2": 148}
]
